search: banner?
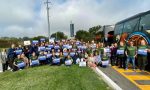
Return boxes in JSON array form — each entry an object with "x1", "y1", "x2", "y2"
[{"x1": 32, "y1": 40, "x2": 39, "y2": 44}]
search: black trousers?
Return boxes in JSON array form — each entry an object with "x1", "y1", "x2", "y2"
[
  {"x1": 118, "y1": 57, "x2": 125, "y2": 69},
  {"x1": 8, "y1": 58, "x2": 18, "y2": 71},
  {"x1": 2, "y1": 61, "x2": 8, "y2": 72},
  {"x1": 110, "y1": 55, "x2": 117, "y2": 66}
]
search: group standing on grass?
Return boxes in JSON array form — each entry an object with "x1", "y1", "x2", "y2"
[{"x1": 0, "y1": 39, "x2": 150, "y2": 72}]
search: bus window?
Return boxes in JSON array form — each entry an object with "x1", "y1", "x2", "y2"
[
  {"x1": 114, "y1": 24, "x2": 123, "y2": 35},
  {"x1": 123, "y1": 18, "x2": 139, "y2": 33},
  {"x1": 140, "y1": 14, "x2": 150, "y2": 34}
]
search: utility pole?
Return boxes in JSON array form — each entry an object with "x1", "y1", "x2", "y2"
[
  {"x1": 45, "y1": 0, "x2": 51, "y2": 42},
  {"x1": 56, "y1": 32, "x2": 57, "y2": 40}
]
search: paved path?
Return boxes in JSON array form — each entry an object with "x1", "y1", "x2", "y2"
[
  {"x1": 112, "y1": 66, "x2": 150, "y2": 90},
  {"x1": 98, "y1": 66, "x2": 140, "y2": 90}
]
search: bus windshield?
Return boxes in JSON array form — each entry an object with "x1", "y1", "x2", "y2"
[
  {"x1": 123, "y1": 18, "x2": 139, "y2": 33},
  {"x1": 140, "y1": 14, "x2": 150, "y2": 35},
  {"x1": 114, "y1": 24, "x2": 123, "y2": 35}
]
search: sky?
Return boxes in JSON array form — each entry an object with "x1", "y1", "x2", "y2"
[{"x1": 0, "y1": 0, "x2": 150, "y2": 37}]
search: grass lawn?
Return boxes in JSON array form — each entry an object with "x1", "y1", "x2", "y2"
[{"x1": 0, "y1": 65, "x2": 111, "y2": 90}]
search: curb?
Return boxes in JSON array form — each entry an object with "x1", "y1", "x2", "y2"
[{"x1": 93, "y1": 67, "x2": 122, "y2": 90}]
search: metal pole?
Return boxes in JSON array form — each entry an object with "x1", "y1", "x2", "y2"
[
  {"x1": 56, "y1": 32, "x2": 57, "y2": 40},
  {"x1": 45, "y1": 0, "x2": 51, "y2": 42}
]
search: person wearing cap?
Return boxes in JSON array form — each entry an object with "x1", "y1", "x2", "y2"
[
  {"x1": 125, "y1": 41, "x2": 137, "y2": 71},
  {"x1": 137, "y1": 40, "x2": 149, "y2": 71}
]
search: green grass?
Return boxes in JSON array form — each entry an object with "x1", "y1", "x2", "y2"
[{"x1": 0, "y1": 65, "x2": 111, "y2": 90}]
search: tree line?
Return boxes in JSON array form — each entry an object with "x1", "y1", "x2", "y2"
[{"x1": 0, "y1": 25, "x2": 103, "y2": 48}]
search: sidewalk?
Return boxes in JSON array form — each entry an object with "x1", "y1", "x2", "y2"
[{"x1": 97, "y1": 66, "x2": 140, "y2": 90}]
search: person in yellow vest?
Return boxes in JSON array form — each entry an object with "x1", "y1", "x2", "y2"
[{"x1": 137, "y1": 40, "x2": 149, "y2": 71}]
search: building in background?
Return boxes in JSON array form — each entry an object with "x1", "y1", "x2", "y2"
[
  {"x1": 70, "y1": 22, "x2": 74, "y2": 37},
  {"x1": 100, "y1": 25, "x2": 114, "y2": 45}
]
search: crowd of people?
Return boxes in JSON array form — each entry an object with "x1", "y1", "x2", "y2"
[{"x1": 0, "y1": 39, "x2": 150, "y2": 72}]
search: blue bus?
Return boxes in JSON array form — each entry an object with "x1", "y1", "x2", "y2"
[
  {"x1": 114, "y1": 10, "x2": 150, "y2": 71},
  {"x1": 114, "y1": 10, "x2": 150, "y2": 45}
]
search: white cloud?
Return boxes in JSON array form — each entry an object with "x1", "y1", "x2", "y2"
[{"x1": 0, "y1": 0, "x2": 150, "y2": 37}]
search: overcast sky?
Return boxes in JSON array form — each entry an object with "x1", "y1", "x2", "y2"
[{"x1": 0, "y1": 0, "x2": 150, "y2": 37}]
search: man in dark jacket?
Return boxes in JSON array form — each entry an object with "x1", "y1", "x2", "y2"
[{"x1": 7, "y1": 44, "x2": 16, "y2": 71}]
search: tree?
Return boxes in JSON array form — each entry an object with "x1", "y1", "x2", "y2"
[
  {"x1": 89, "y1": 25, "x2": 103, "y2": 40},
  {"x1": 75, "y1": 30, "x2": 92, "y2": 42},
  {"x1": 32, "y1": 36, "x2": 47, "y2": 40},
  {"x1": 22, "y1": 37, "x2": 31, "y2": 41},
  {"x1": 51, "y1": 32, "x2": 67, "y2": 40}
]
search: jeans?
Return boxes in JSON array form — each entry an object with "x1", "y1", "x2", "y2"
[{"x1": 126, "y1": 56, "x2": 135, "y2": 69}]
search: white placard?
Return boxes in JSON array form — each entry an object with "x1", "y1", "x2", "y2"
[
  {"x1": 24, "y1": 41, "x2": 31, "y2": 46},
  {"x1": 49, "y1": 38, "x2": 54, "y2": 43}
]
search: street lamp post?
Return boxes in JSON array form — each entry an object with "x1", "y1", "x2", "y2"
[{"x1": 45, "y1": 0, "x2": 51, "y2": 42}]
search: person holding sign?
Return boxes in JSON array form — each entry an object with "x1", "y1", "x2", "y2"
[
  {"x1": 29, "y1": 52, "x2": 39, "y2": 66},
  {"x1": 117, "y1": 42, "x2": 125, "y2": 69},
  {"x1": 137, "y1": 40, "x2": 148, "y2": 71},
  {"x1": 125, "y1": 41, "x2": 137, "y2": 71},
  {"x1": 101, "y1": 52, "x2": 109, "y2": 67},
  {"x1": 65, "y1": 55, "x2": 73, "y2": 66},
  {"x1": 14, "y1": 55, "x2": 25, "y2": 71}
]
